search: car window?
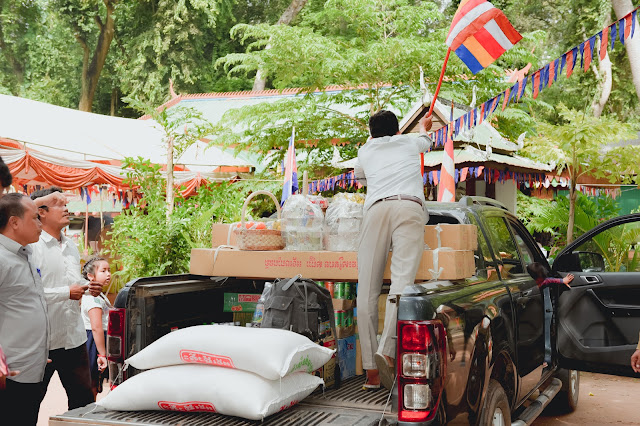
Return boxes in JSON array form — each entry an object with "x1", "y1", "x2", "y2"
[
  {"x1": 573, "y1": 220, "x2": 640, "y2": 272},
  {"x1": 508, "y1": 221, "x2": 537, "y2": 266},
  {"x1": 468, "y1": 214, "x2": 495, "y2": 280},
  {"x1": 484, "y1": 216, "x2": 523, "y2": 275}
]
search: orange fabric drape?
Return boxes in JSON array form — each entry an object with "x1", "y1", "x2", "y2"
[{"x1": 9, "y1": 152, "x2": 124, "y2": 189}]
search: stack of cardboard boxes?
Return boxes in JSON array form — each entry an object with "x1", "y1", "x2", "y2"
[
  {"x1": 193, "y1": 223, "x2": 479, "y2": 385},
  {"x1": 194, "y1": 224, "x2": 477, "y2": 281}
]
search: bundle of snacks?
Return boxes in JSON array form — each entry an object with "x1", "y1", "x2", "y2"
[
  {"x1": 324, "y1": 193, "x2": 365, "y2": 251},
  {"x1": 282, "y1": 194, "x2": 325, "y2": 251}
]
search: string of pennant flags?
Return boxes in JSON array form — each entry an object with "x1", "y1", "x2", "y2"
[
  {"x1": 307, "y1": 170, "x2": 363, "y2": 194},
  {"x1": 21, "y1": 184, "x2": 138, "y2": 209},
  {"x1": 430, "y1": 6, "x2": 638, "y2": 149},
  {"x1": 423, "y1": 167, "x2": 547, "y2": 186},
  {"x1": 307, "y1": 167, "x2": 550, "y2": 194},
  {"x1": 307, "y1": 169, "x2": 631, "y2": 199}
]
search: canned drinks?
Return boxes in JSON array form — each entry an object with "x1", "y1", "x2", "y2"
[
  {"x1": 335, "y1": 282, "x2": 346, "y2": 299},
  {"x1": 325, "y1": 282, "x2": 335, "y2": 298},
  {"x1": 335, "y1": 310, "x2": 346, "y2": 328},
  {"x1": 345, "y1": 310, "x2": 353, "y2": 327},
  {"x1": 344, "y1": 282, "x2": 353, "y2": 300}
]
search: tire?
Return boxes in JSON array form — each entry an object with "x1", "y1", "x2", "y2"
[
  {"x1": 552, "y1": 368, "x2": 580, "y2": 413},
  {"x1": 478, "y1": 379, "x2": 511, "y2": 426}
]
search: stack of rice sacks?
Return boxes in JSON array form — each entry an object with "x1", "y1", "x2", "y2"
[{"x1": 97, "y1": 325, "x2": 333, "y2": 420}]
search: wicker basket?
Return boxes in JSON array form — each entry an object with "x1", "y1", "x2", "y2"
[{"x1": 233, "y1": 190, "x2": 285, "y2": 251}]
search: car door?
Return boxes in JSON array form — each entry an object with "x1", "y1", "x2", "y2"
[
  {"x1": 482, "y1": 213, "x2": 546, "y2": 400},
  {"x1": 553, "y1": 213, "x2": 640, "y2": 377}
]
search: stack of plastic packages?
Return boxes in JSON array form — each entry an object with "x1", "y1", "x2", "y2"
[
  {"x1": 324, "y1": 193, "x2": 365, "y2": 251},
  {"x1": 97, "y1": 325, "x2": 333, "y2": 420},
  {"x1": 282, "y1": 194, "x2": 325, "y2": 250}
]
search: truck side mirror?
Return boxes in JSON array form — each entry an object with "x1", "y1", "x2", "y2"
[
  {"x1": 577, "y1": 251, "x2": 605, "y2": 272},
  {"x1": 554, "y1": 251, "x2": 605, "y2": 272}
]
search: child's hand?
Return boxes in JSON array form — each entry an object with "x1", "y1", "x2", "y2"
[{"x1": 563, "y1": 273, "x2": 574, "y2": 288}]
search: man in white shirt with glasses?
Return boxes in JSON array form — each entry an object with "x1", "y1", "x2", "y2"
[{"x1": 30, "y1": 187, "x2": 101, "y2": 410}]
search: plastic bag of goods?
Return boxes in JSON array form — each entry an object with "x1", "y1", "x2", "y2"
[
  {"x1": 124, "y1": 324, "x2": 335, "y2": 380},
  {"x1": 324, "y1": 193, "x2": 365, "y2": 251},
  {"x1": 97, "y1": 364, "x2": 323, "y2": 420},
  {"x1": 281, "y1": 194, "x2": 325, "y2": 251}
]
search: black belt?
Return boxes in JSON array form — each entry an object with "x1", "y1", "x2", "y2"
[{"x1": 375, "y1": 194, "x2": 423, "y2": 207}]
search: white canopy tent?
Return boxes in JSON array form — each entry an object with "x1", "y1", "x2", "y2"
[{"x1": 0, "y1": 94, "x2": 256, "y2": 171}]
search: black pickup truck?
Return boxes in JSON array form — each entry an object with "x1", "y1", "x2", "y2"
[{"x1": 51, "y1": 196, "x2": 640, "y2": 426}]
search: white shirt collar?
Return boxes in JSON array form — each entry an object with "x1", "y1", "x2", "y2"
[{"x1": 0, "y1": 232, "x2": 32, "y2": 256}]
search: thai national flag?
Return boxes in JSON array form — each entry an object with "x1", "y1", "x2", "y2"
[
  {"x1": 281, "y1": 127, "x2": 298, "y2": 206},
  {"x1": 446, "y1": 0, "x2": 522, "y2": 74}
]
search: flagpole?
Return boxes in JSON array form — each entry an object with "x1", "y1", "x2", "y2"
[
  {"x1": 426, "y1": 48, "x2": 452, "y2": 118},
  {"x1": 421, "y1": 47, "x2": 452, "y2": 175}
]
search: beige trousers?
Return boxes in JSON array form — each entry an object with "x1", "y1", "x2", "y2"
[{"x1": 357, "y1": 200, "x2": 426, "y2": 370}]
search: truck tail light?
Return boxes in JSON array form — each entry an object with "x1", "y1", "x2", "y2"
[
  {"x1": 107, "y1": 308, "x2": 126, "y2": 388},
  {"x1": 397, "y1": 320, "x2": 446, "y2": 422}
]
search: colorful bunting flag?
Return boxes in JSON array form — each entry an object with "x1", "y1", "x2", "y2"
[
  {"x1": 446, "y1": 0, "x2": 522, "y2": 74},
  {"x1": 599, "y1": 27, "x2": 608, "y2": 60},
  {"x1": 437, "y1": 108, "x2": 456, "y2": 202},
  {"x1": 281, "y1": 127, "x2": 298, "y2": 205}
]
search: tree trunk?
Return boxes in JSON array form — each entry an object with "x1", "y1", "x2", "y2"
[
  {"x1": 611, "y1": 0, "x2": 640, "y2": 101},
  {"x1": 166, "y1": 136, "x2": 174, "y2": 216},
  {"x1": 567, "y1": 183, "x2": 577, "y2": 244},
  {"x1": 78, "y1": 1, "x2": 116, "y2": 112},
  {"x1": 252, "y1": 0, "x2": 308, "y2": 91},
  {"x1": 110, "y1": 87, "x2": 117, "y2": 116},
  {"x1": 591, "y1": 50, "x2": 613, "y2": 117}
]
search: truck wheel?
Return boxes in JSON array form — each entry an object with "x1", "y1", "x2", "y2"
[
  {"x1": 552, "y1": 368, "x2": 579, "y2": 413},
  {"x1": 478, "y1": 379, "x2": 511, "y2": 426}
]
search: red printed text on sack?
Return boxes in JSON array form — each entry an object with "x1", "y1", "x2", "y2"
[
  {"x1": 158, "y1": 401, "x2": 216, "y2": 412},
  {"x1": 179, "y1": 350, "x2": 235, "y2": 368}
]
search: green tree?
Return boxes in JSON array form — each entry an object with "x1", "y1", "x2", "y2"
[
  {"x1": 213, "y1": 0, "x2": 539, "y2": 175},
  {"x1": 114, "y1": 0, "x2": 236, "y2": 107},
  {"x1": 124, "y1": 97, "x2": 217, "y2": 215},
  {"x1": 522, "y1": 105, "x2": 638, "y2": 243},
  {"x1": 105, "y1": 157, "x2": 281, "y2": 286}
]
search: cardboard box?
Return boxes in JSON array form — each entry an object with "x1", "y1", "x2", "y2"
[
  {"x1": 332, "y1": 298, "x2": 355, "y2": 311},
  {"x1": 336, "y1": 323, "x2": 355, "y2": 339},
  {"x1": 214, "y1": 222, "x2": 477, "y2": 251},
  {"x1": 190, "y1": 248, "x2": 475, "y2": 281},
  {"x1": 212, "y1": 223, "x2": 236, "y2": 247},
  {"x1": 222, "y1": 293, "x2": 260, "y2": 313},
  {"x1": 337, "y1": 335, "x2": 357, "y2": 380},
  {"x1": 378, "y1": 294, "x2": 387, "y2": 334},
  {"x1": 315, "y1": 334, "x2": 337, "y2": 389},
  {"x1": 425, "y1": 224, "x2": 477, "y2": 251}
]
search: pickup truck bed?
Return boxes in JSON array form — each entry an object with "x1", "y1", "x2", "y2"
[{"x1": 49, "y1": 376, "x2": 397, "y2": 425}]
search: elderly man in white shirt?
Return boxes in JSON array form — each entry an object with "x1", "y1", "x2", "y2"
[
  {"x1": 0, "y1": 193, "x2": 49, "y2": 426},
  {"x1": 355, "y1": 110, "x2": 432, "y2": 390},
  {"x1": 30, "y1": 187, "x2": 100, "y2": 409}
]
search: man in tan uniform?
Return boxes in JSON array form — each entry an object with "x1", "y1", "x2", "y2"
[{"x1": 355, "y1": 110, "x2": 432, "y2": 390}]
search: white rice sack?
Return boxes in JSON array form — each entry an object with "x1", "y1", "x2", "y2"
[
  {"x1": 97, "y1": 365, "x2": 323, "y2": 420},
  {"x1": 125, "y1": 325, "x2": 334, "y2": 380}
]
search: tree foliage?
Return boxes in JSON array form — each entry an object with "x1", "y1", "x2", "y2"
[
  {"x1": 211, "y1": 0, "x2": 542, "y2": 175},
  {"x1": 522, "y1": 105, "x2": 638, "y2": 242}
]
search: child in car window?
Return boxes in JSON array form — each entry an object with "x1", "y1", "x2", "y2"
[
  {"x1": 80, "y1": 256, "x2": 112, "y2": 397},
  {"x1": 526, "y1": 262, "x2": 573, "y2": 367}
]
